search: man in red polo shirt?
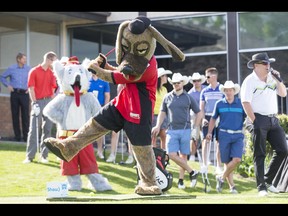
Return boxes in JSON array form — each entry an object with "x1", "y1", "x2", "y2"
[{"x1": 23, "y1": 51, "x2": 57, "y2": 164}]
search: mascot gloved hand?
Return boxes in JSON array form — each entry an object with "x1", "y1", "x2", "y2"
[
  {"x1": 43, "y1": 56, "x2": 112, "y2": 192},
  {"x1": 88, "y1": 53, "x2": 107, "y2": 74},
  {"x1": 44, "y1": 16, "x2": 185, "y2": 195}
]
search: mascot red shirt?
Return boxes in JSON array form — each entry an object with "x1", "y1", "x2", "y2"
[{"x1": 112, "y1": 56, "x2": 157, "y2": 124}]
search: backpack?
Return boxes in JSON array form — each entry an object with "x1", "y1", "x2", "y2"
[{"x1": 135, "y1": 147, "x2": 173, "y2": 192}]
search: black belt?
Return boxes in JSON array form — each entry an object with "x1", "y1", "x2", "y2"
[
  {"x1": 14, "y1": 88, "x2": 27, "y2": 94},
  {"x1": 38, "y1": 97, "x2": 51, "y2": 100},
  {"x1": 255, "y1": 113, "x2": 277, "y2": 118}
]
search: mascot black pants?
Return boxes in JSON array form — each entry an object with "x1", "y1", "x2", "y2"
[{"x1": 94, "y1": 103, "x2": 152, "y2": 146}]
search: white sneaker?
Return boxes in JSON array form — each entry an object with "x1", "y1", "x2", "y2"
[
  {"x1": 40, "y1": 157, "x2": 49, "y2": 163},
  {"x1": 106, "y1": 154, "x2": 116, "y2": 163},
  {"x1": 178, "y1": 182, "x2": 186, "y2": 189},
  {"x1": 230, "y1": 186, "x2": 238, "y2": 194},
  {"x1": 189, "y1": 155, "x2": 195, "y2": 161},
  {"x1": 189, "y1": 170, "x2": 199, "y2": 188},
  {"x1": 215, "y1": 166, "x2": 223, "y2": 175},
  {"x1": 266, "y1": 184, "x2": 279, "y2": 193},
  {"x1": 200, "y1": 165, "x2": 208, "y2": 174},
  {"x1": 258, "y1": 190, "x2": 268, "y2": 197},
  {"x1": 22, "y1": 158, "x2": 32, "y2": 164},
  {"x1": 125, "y1": 155, "x2": 134, "y2": 164},
  {"x1": 97, "y1": 152, "x2": 104, "y2": 159}
]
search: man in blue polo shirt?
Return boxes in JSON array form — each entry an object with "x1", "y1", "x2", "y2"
[
  {"x1": 206, "y1": 80, "x2": 245, "y2": 194},
  {"x1": 1, "y1": 52, "x2": 31, "y2": 142}
]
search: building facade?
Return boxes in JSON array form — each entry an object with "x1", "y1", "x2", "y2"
[{"x1": 1, "y1": 12, "x2": 288, "y2": 138}]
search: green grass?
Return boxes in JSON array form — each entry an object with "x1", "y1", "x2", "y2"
[{"x1": 1, "y1": 141, "x2": 288, "y2": 204}]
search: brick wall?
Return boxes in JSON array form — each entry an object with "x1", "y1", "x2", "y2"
[
  {"x1": 0, "y1": 95, "x2": 63, "y2": 139},
  {"x1": 0, "y1": 95, "x2": 14, "y2": 138}
]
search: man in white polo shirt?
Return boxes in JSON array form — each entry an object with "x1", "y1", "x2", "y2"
[{"x1": 241, "y1": 52, "x2": 288, "y2": 197}]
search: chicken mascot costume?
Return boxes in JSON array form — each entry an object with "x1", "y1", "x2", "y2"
[
  {"x1": 44, "y1": 16, "x2": 185, "y2": 195},
  {"x1": 43, "y1": 56, "x2": 112, "y2": 192}
]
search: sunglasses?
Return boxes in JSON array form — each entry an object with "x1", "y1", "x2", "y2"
[
  {"x1": 255, "y1": 61, "x2": 269, "y2": 65},
  {"x1": 206, "y1": 74, "x2": 217, "y2": 79},
  {"x1": 192, "y1": 79, "x2": 201, "y2": 82},
  {"x1": 172, "y1": 82, "x2": 181, "y2": 85}
]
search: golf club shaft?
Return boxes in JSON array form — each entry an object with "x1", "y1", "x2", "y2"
[
  {"x1": 36, "y1": 115, "x2": 39, "y2": 153},
  {"x1": 105, "y1": 48, "x2": 115, "y2": 57}
]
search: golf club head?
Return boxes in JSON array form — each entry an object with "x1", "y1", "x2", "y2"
[{"x1": 118, "y1": 161, "x2": 125, "y2": 165}]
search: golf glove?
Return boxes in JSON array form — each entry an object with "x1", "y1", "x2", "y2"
[
  {"x1": 32, "y1": 102, "x2": 40, "y2": 116},
  {"x1": 202, "y1": 119, "x2": 209, "y2": 127},
  {"x1": 192, "y1": 126, "x2": 200, "y2": 140},
  {"x1": 244, "y1": 118, "x2": 254, "y2": 133}
]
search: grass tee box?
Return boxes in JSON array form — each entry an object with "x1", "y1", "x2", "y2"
[
  {"x1": 2, "y1": 142, "x2": 288, "y2": 204},
  {"x1": 46, "y1": 194, "x2": 196, "y2": 202}
]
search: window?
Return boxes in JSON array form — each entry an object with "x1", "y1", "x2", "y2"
[
  {"x1": 0, "y1": 15, "x2": 26, "y2": 94},
  {"x1": 239, "y1": 12, "x2": 288, "y2": 49}
]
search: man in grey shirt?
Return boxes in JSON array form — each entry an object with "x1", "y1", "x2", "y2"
[{"x1": 152, "y1": 73, "x2": 201, "y2": 189}]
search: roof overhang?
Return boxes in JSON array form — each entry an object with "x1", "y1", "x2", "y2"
[{"x1": 0, "y1": 12, "x2": 111, "y2": 25}]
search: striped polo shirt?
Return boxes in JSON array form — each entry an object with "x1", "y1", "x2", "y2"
[
  {"x1": 200, "y1": 83, "x2": 224, "y2": 116},
  {"x1": 211, "y1": 96, "x2": 246, "y2": 131}
]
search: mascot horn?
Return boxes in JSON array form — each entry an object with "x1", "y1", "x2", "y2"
[{"x1": 44, "y1": 16, "x2": 185, "y2": 195}]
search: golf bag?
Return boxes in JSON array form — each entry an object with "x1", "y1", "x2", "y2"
[{"x1": 135, "y1": 147, "x2": 173, "y2": 192}]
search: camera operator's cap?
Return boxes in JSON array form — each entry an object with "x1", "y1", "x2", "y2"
[
  {"x1": 190, "y1": 72, "x2": 206, "y2": 84},
  {"x1": 168, "y1": 72, "x2": 189, "y2": 85},
  {"x1": 220, "y1": 80, "x2": 240, "y2": 95},
  {"x1": 247, "y1": 52, "x2": 276, "y2": 69},
  {"x1": 157, "y1": 67, "x2": 172, "y2": 78}
]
